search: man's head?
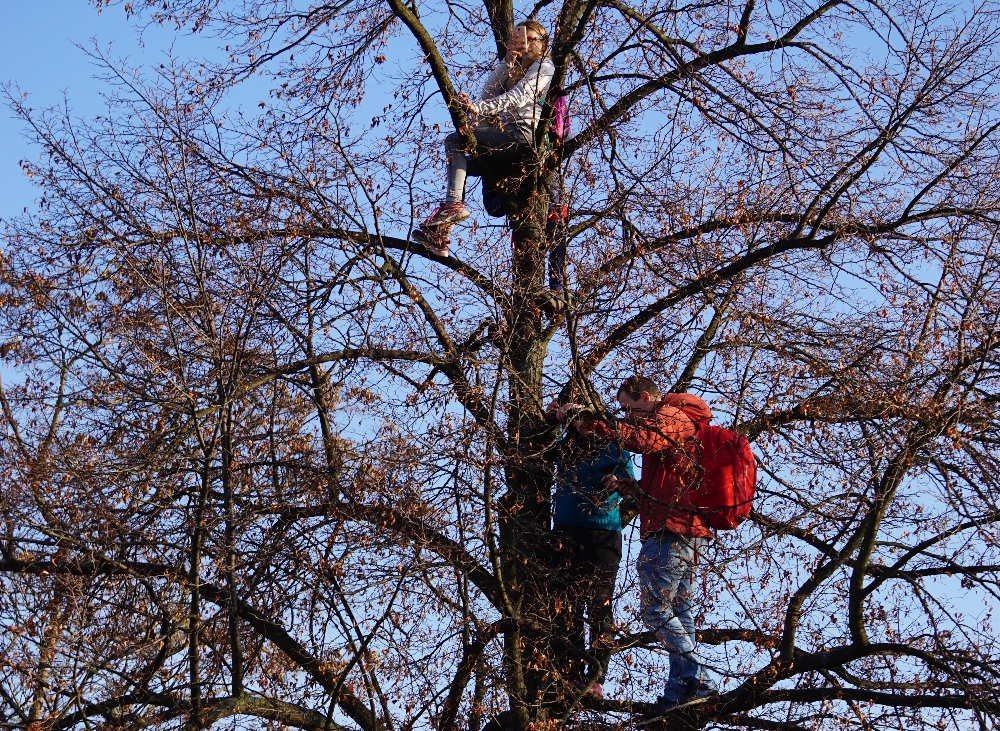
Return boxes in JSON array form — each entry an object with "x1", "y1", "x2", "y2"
[{"x1": 616, "y1": 375, "x2": 661, "y2": 414}]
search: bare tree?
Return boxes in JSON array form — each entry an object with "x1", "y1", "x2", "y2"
[{"x1": 1, "y1": 0, "x2": 1000, "y2": 729}]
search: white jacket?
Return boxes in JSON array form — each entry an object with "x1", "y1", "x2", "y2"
[{"x1": 472, "y1": 57, "x2": 555, "y2": 138}]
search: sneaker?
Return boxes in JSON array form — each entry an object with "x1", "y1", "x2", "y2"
[
  {"x1": 412, "y1": 225, "x2": 451, "y2": 257},
  {"x1": 654, "y1": 686, "x2": 717, "y2": 713},
  {"x1": 533, "y1": 287, "x2": 560, "y2": 314},
  {"x1": 587, "y1": 682, "x2": 604, "y2": 699},
  {"x1": 421, "y1": 201, "x2": 471, "y2": 228}
]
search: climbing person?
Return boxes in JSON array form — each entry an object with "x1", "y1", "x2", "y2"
[
  {"x1": 572, "y1": 376, "x2": 721, "y2": 709},
  {"x1": 412, "y1": 20, "x2": 555, "y2": 256},
  {"x1": 546, "y1": 400, "x2": 636, "y2": 699}
]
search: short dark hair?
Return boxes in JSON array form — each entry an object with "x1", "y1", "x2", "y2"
[{"x1": 618, "y1": 375, "x2": 661, "y2": 401}]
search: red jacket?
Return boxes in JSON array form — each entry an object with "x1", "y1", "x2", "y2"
[{"x1": 588, "y1": 395, "x2": 713, "y2": 540}]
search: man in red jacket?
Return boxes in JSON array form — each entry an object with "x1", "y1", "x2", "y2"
[{"x1": 578, "y1": 375, "x2": 719, "y2": 708}]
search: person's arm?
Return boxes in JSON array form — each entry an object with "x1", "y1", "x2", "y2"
[
  {"x1": 618, "y1": 406, "x2": 696, "y2": 452},
  {"x1": 480, "y1": 61, "x2": 510, "y2": 100},
  {"x1": 471, "y1": 59, "x2": 554, "y2": 118},
  {"x1": 584, "y1": 405, "x2": 695, "y2": 453}
]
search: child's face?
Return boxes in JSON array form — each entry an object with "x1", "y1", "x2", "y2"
[{"x1": 514, "y1": 25, "x2": 546, "y2": 61}]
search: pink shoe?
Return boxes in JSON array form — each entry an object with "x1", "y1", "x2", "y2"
[
  {"x1": 420, "y1": 201, "x2": 471, "y2": 228},
  {"x1": 412, "y1": 224, "x2": 451, "y2": 256},
  {"x1": 588, "y1": 683, "x2": 604, "y2": 699}
]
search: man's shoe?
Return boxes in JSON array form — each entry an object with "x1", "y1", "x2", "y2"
[
  {"x1": 654, "y1": 694, "x2": 684, "y2": 712},
  {"x1": 653, "y1": 677, "x2": 693, "y2": 712},
  {"x1": 412, "y1": 225, "x2": 451, "y2": 257},
  {"x1": 654, "y1": 686, "x2": 717, "y2": 713},
  {"x1": 682, "y1": 679, "x2": 719, "y2": 702},
  {"x1": 420, "y1": 201, "x2": 471, "y2": 228}
]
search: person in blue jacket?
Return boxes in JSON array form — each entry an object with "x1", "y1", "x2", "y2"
[{"x1": 547, "y1": 401, "x2": 636, "y2": 699}]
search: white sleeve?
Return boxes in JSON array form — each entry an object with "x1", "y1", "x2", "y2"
[
  {"x1": 472, "y1": 59, "x2": 554, "y2": 118},
  {"x1": 480, "y1": 61, "x2": 511, "y2": 101}
]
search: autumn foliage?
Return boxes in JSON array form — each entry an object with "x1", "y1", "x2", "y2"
[{"x1": 1, "y1": 0, "x2": 1000, "y2": 729}]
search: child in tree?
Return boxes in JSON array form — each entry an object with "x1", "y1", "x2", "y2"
[
  {"x1": 547, "y1": 400, "x2": 636, "y2": 699},
  {"x1": 413, "y1": 20, "x2": 554, "y2": 256}
]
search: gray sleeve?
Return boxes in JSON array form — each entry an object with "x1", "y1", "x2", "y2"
[
  {"x1": 480, "y1": 61, "x2": 511, "y2": 101},
  {"x1": 472, "y1": 58, "x2": 554, "y2": 118}
]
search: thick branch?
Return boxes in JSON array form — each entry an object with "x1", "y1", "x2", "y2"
[{"x1": 384, "y1": 0, "x2": 476, "y2": 146}]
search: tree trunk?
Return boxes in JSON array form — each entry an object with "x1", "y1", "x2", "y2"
[{"x1": 499, "y1": 175, "x2": 566, "y2": 728}]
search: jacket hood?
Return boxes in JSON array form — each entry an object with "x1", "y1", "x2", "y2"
[{"x1": 660, "y1": 393, "x2": 712, "y2": 424}]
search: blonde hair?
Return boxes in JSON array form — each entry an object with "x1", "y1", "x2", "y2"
[{"x1": 516, "y1": 20, "x2": 549, "y2": 54}]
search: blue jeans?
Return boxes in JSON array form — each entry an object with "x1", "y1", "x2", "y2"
[{"x1": 637, "y1": 532, "x2": 716, "y2": 700}]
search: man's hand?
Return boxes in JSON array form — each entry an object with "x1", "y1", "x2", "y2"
[{"x1": 578, "y1": 419, "x2": 612, "y2": 439}]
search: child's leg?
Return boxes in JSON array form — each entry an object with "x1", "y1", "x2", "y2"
[
  {"x1": 444, "y1": 127, "x2": 521, "y2": 204},
  {"x1": 550, "y1": 528, "x2": 588, "y2": 685},
  {"x1": 585, "y1": 531, "x2": 622, "y2": 684},
  {"x1": 444, "y1": 133, "x2": 469, "y2": 204}
]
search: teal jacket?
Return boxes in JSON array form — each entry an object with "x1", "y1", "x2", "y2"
[{"x1": 553, "y1": 433, "x2": 636, "y2": 532}]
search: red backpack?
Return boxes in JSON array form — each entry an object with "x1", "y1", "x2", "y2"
[{"x1": 663, "y1": 395, "x2": 757, "y2": 530}]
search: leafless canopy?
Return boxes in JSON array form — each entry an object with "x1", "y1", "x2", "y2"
[{"x1": 2, "y1": 0, "x2": 1000, "y2": 729}]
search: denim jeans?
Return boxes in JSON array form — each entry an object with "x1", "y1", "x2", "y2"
[{"x1": 636, "y1": 532, "x2": 716, "y2": 700}]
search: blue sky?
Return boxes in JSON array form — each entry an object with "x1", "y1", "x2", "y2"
[{"x1": 0, "y1": 1, "x2": 223, "y2": 222}]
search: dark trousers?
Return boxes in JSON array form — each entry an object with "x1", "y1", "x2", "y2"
[
  {"x1": 551, "y1": 526, "x2": 622, "y2": 684},
  {"x1": 547, "y1": 215, "x2": 567, "y2": 290},
  {"x1": 444, "y1": 125, "x2": 533, "y2": 203}
]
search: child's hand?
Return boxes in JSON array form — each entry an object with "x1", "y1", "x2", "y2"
[
  {"x1": 546, "y1": 401, "x2": 584, "y2": 422},
  {"x1": 603, "y1": 474, "x2": 639, "y2": 497},
  {"x1": 457, "y1": 92, "x2": 476, "y2": 119},
  {"x1": 505, "y1": 26, "x2": 528, "y2": 64}
]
